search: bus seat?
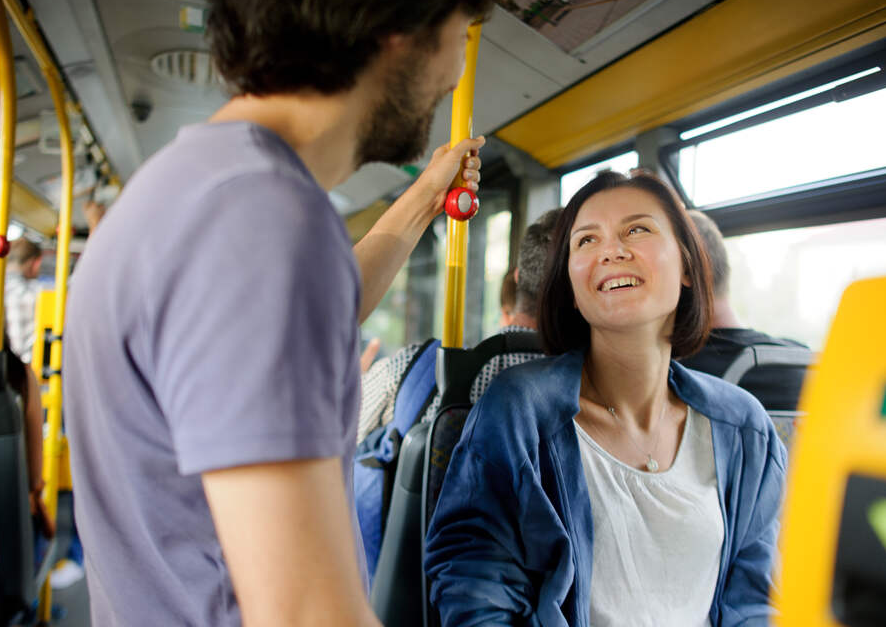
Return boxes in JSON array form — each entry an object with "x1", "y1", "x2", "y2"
[
  {"x1": 368, "y1": 331, "x2": 542, "y2": 627},
  {"x1": 0, "y1": 372, "x2": 34, "y2": 621},
  {"x1": 721, "y1": 344, "x2": 816, "y2": 449},
  {"x1": 0, "y1": 373, "x2": 56, "y2": 623},
  {"x1": 369, "y1": 421, "x2": 430, "y2": 626},
  {"x1": 776, "y1": 276, "x2": 886, "y2": 626}
]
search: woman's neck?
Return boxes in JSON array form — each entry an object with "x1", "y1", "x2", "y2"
[{"x1": 584, "y1": 326, "x2": 673, "y2": 432}]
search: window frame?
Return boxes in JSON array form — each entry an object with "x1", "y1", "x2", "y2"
[{"x1": 657, "y1": 48, "x2": 886, "y2": 236}]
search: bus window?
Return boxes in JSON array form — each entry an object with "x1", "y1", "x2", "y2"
[
  {"x1": 676, "y1": 67, "x2": 886, "y2": 207},
  {"x1": 361, "y1": 265, "x2": 409, "y2": 356},
  {"x1": 482, "y1": 210, "x2": 512, "y2": 336},
  {"x1": 432, "y1": 198, "x2": 512, "y2": 345},
  {"x1": 560, "y1": 151, "x2": 639, "y2": 206},
  {"x1": 724, "y1": 216, "x2": 886, "y2": 351}
]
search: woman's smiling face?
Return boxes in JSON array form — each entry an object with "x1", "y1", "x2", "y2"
[{"x1": 567, "y1": 186, "x2": 689, "y2": 334}]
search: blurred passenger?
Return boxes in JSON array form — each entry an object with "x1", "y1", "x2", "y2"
[
  {"x1": 5, "y1": 238, "x2": 42, "y2": 362},
  {"x1": 3, "y1": 334, "x2": 53, "y2": 539},
  {"x1": 681, "y1": 210, "x2": 812, "y2": 410},
  {"x1": 426, "y1": 171, "x2": 785, "y2": 626},
  {"x1": 358, "y1": 208, "x2": 560, "y2": 442},
  {"x1": 360, "y1": 337, "x2": 382, "y2": 374},
  {"x1": 498, "y1": 266, "x2": 517, "y2": 326},
  {"x1": 62, "y1": 1, "x2": 493, "y2": 625},
  {"x1": 82, "y1": 200, "x2": 107, "y2": 236}
]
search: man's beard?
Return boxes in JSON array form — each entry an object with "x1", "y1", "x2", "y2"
[{"x1": 356, "y1": 56, "x2": 445, "y2": 167}]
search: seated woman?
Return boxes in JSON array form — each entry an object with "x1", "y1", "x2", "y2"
[{"x1": 425, "y1": 171, "x2": 785, "y2": 626}]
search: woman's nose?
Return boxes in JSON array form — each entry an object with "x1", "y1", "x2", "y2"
[{"x1": 599, "y1": 240, "x2": 629, "y2": 263}]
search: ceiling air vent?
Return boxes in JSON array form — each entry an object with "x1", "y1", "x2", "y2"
[{"x1": 150, "y1": 50, "x2": 220, "y2": 87}]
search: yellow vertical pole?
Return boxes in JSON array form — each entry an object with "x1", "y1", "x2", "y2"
[
  {"x1": 3, "y1": 0, "x2": 74, "y2": 620},
  {"x1": 441, "y1": 22, "x2": 481, "y2": 349},
  {"x1": 36, "y1": 72, "x2": 72, "y2": 624},
  {"x1": 0, "y1": 5, "x2": 14, "y2": 337}
]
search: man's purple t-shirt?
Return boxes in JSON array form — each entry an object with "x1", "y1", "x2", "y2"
[{"x1": 63, "y1": 122, "x2": 364, "y2": 625}]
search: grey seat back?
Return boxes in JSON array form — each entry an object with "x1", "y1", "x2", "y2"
[
  {"x1": 0, "y1": 378, "x2": 35, "y2": 622},
  {"x1": 369, "y1": 332, "x2": 542, "y2": 627},
  {"x1": 721, "y1": 344, "x2": 816, "y2": 449}
]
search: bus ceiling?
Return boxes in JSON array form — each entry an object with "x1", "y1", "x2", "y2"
[{"x1": 6, "y1": 0, "x2": 886, "y2": 235}]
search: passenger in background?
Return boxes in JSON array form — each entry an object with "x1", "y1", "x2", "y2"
[
  {"x1": 4, "y1": 238, "x2": 42, "y2": 362},
  {"x1": 3, "y1": 334, "x2": 53, "y2": 540},
  {"x1": 82, "y1": 200, "x2": 107, "y2": 237},
  {"x1": 360, "y1": 337, "x2": 382, "y2": 374},
  {"x1": 426, "y1": 171, "x2": 785, "y2": 626},
  {"x1": 498, "y1": 266, "x2": 517, "y2": 327},
  {"x1": 681, "y1": 209, "x2": 812, "y2": 411},
  {"x1": 358, "y1": 208, "x2": 560, "y2": 443},
  {"x1": 62, "y1": 1, "x2": 493, "y2": 626}
]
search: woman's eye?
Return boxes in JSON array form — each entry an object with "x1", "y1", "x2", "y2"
[
  {"x1": 577, "y1": 235, "x2": 594, "y2": 246},
  {"x1": 628, "y1": 225, "x2": 649, "y2": 235}
]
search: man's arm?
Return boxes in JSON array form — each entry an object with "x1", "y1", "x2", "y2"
[
  {"x1": 354, "y1": 136, "x2": 484, "y2": 323},
  {"x1": 24, "y1": 366, "x2": 43, "y2": 491},
  {"x1": 203, "y1": 457, "x2": 382, "y2": 627}
]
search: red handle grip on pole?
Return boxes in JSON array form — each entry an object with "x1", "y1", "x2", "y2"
[{"x1": 444, "y1": 187, "x2": 479, "y2": 221}]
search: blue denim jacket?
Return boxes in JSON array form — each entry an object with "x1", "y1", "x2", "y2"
[{"x1": 425, "y1": 350, "x2": 786, "y2": 627}]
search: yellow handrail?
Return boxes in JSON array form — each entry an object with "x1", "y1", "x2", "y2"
[
  {"x1": 2, "y1": 0, "x2": 74, "y2": 620},
  {"x1": 0, "y1": 6, "x2": 14, "y2": 341},
  {"x1": 441, "y1": 22, "x2": 481, "y2": 349}
]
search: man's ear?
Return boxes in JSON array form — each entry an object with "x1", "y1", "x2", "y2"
[
  {"x1": 514, "y1": 268, "x2": 520, "y2": 285},
  {"x1": 382, "y1": 32, "x2": 409, "y2": 54}
]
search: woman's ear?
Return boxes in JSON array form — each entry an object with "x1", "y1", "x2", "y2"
[{"x1": 681, "y1": 246, "x2": 692, "y2": 287}]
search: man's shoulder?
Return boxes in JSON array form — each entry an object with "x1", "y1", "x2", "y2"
[
  {"x1": 90, "y1": 122, "x2": 345, "y2": 279},
  {"x1": 682, "y1": 327, "x2": 811, "y2": 377},
  {"x1": 475, "y1": 352, "x2": 579, "y2": 419},
  {"x1": 119, "y1": 122, "x2": 329, "y2": 220},
  {"x1": 671, "y1": 362, "x2": 772, "y2": 433},
  {"x1": 710, "y1": 327, "x2": 809, "y2": 350},
  {"x1": 363, "y1": 342, "x2": 426, "y2": 389}
]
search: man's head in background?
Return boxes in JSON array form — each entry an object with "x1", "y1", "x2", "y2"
[
  {"x1": 510, "y1": 208, "x2": 562, "y2": 329},
  {"x1": 687, "y1": 210, "x2": 729, "y2": 299},
  {"x1": 8, "y1": 238, "x2": 42, "y2": 280}
]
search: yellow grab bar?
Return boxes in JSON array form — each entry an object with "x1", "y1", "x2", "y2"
[
  {"x1": 441, "y1": 22, "x2": 482, "y2": 349},
  {"x1": 0, "y1": 5, "x2": 14, "y2": 340},
  {"x1": 2, "y1": 0, "x2": 75, "y2": 620}
]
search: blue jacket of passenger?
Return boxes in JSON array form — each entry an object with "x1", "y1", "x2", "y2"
[{"x1": 425, "y1": 350, "x2": 786, "y2": 627}]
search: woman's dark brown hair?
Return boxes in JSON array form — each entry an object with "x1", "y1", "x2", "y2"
[{"x1": 537, "y1": 170, "x2": 713, "y2": 359}]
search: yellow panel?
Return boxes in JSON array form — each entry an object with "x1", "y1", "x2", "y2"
[
  {"x1": 775, "y1": 276, "x2": 886, "y2": 626},
  {"x1": 42, "y1": 434, "x2": 72, "y2": 492},
  {"x1": 496, "y1": 0, "x2": 886, "y2": 167},
  {"x1": 31, "y1": 289, "x2": 54, "y2": 383},
  {"x1": 12, "y1": 179, "x2": 57, "y2": 237},
  {"x1": 344, "y1": 200, "x2": 390, "y2": 244}
]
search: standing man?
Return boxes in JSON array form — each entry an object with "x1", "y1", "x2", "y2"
[
  {"x1": 4, "y1": 237, "x2": 42, "y2": 362},
  {"x1": 63, "y1": 1, "x2": 492, "y2": 626}
]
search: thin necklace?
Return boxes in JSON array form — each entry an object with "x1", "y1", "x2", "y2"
[{"x1": 583, "y1": 368, "x2": 668, "y2": 473}]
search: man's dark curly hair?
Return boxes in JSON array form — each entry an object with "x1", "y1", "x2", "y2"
[{"x1": 206, "y1": 0, "x2": 495, "y2": 96}]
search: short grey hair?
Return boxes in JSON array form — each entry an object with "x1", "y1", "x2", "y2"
[
  {"x1": 688, "y1": 210, "x2": 730, "y2": 298},
  {"x1": 515, "y1": 208, "x2": 561, "y2": 316}
]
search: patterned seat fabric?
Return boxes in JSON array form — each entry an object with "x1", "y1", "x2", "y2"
[{"x1": 425, "y1": 407, "x2": 471, "y2": 529}]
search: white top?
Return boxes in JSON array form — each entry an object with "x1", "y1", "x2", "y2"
[{"x1": 574, "y1": 406, "x2": 724, "y2": 627}]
